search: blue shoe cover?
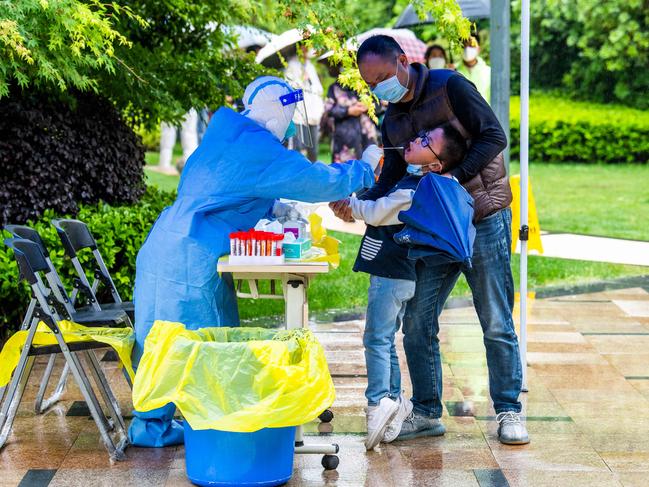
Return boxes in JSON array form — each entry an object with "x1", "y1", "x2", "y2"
[{"x1": 128, "y1": 403, "x2": 185, "y2": 447}]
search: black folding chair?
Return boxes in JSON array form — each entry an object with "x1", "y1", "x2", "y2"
[
  {"x1": 4, "y1": 225, "x2": 132, "y2": 413},
  {"x1": 0, "y1": 238, "x2": 130, "y2": 460},
  {"x1": 51, "y1": 219, "x2": 134, "y2": 319}
]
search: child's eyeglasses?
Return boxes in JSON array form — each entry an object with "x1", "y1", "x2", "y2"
[{"x1": 417, "y1": 131, "x2": 444, "y2": 166}]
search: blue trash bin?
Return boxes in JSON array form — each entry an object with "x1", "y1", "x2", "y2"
[{"x1": 184, "y1": 421, "x2": 296, "y2": 487}]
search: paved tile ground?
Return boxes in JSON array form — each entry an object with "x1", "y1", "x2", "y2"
[{"x1": 2, "y1": 287, "x2": 649, "y2": 486}]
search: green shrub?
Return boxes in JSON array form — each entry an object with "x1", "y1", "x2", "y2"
[
  {"x1": 0, "y1": 186, "x2": 176, "y2": 342},
  {"x1": 0, "y1": 88, "x2": 146, "y2": 225},
  {"x1": 510, "y1": 94, "x2": 649, "y2": 163},
  {"x1": 135, "y1": 125, "x2": 161, "y2": 151}
]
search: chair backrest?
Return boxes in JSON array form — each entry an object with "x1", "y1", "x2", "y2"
[
  {"x1": 3, "y1": 238, "x2": 67, "y2": 332},
  {"x1": 4, "y1": 238, "x2": 50, "y2": 285},
  {"x1": 51, "y1": 219, "x2": 97, "y2": 257},
  {"x1": 4, "y1": 237, "x2": 76, "y2": 318},
  {"x1": 4, "y1": 225, "x2": 48, "y2": 254},
  {"x1": 51, "y1": 219, "x2": 122, "y2": 304},
  {"x1": 4, "y1": 224, "x2": 78, "y2": 307}
]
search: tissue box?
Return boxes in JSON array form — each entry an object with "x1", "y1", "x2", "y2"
[{"x1": 282, "y1": 238, "x2": 312, "y2": 259}]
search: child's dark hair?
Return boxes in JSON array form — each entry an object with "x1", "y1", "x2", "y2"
[{"x1": 436, "y1": 123, "x2": 467, "y2": 172}]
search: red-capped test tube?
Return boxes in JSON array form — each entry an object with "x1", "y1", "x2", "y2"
[
  {"x1": 263, "y1": 232, "x2": 270, "y2": 256},
  {"x1": 229, "y1": 232, "x2": 237, "y2": 256},
  {"x1": 244, "y1": 233, "x2": 252, "y2": 256},
  {"x1": 249, "y1": 230, "x2": 255, "y2": 256},
  {"x1": 274, "y1": 233, "x2": 284, "y2": 256}
]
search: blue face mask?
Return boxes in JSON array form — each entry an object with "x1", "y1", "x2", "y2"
[
  {"x1": 372, "y1": 61, "x2": 409, "y2": 103},
  {"x1": 283, "y1": 120, "x2": 297, "y2": 141},
  {"x1": 406, "y1": 164, "x2": 424, "y2": 176}
]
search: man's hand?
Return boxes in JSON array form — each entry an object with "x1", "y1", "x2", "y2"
[{"x1": 329, "y1": 199, "x2": 354, "y2": 222}]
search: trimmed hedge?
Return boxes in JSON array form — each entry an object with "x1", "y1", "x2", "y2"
[
  {"x1": 509, "y1": 94, "x2": 649, "y2": 164},
  {"x1": 0, "y1": 88, "x2": 146, "y2": 226},
  {"x1": 0, "y1": 187, "x2": 176, "y2": 342}
]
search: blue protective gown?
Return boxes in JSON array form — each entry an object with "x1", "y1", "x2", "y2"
[{"x1": 129, "y1": 107, "x2": 375, "y2": 447}]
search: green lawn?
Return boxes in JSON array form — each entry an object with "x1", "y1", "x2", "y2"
[
  {"x1": 511, "y1": 162, "x2": 649, "y2": 241},
  {"x1": 143, "y1": 150, "x2": 648, "y2": 318},
  {"x1": 237, "y1": 230, "x2": 648, "y2": 320},
  {"x1": 144, "y1": 169, "x2": 180, "y2": 192}
]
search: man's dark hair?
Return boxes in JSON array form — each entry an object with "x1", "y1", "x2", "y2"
[
  {"x1": 357, "y1": 35, "x2": 404, "y2": 64},
  {"x1": 436, "y1": 123, "x2": 467, "y2": 172}
]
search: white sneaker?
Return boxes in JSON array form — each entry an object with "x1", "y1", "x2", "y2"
[
  {"x1": 383, "y1": 394, "x2": 413, "y2": 443},
  {"x1": 365, "y1": 397, "x2": 399, "y2": 450},
  {"x1": 497, "y1": 411, "x2": 530, "y2": 445}
]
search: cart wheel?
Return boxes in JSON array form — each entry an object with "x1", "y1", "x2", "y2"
[
  {"x1": 318, "y1": 409, "x2": 334, "y2": 423},
  {"x1": 321, "y1": 454, "x2": 339, "y2": 470}
]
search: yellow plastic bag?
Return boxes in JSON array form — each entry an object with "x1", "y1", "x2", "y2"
[
  {"x1": 132, "y1": 321, "x2": 336, "y2": 432},
  {"x1": 0, "y1": 321, "x2": 135, "y2": 388},
  {"x1": 303, "y1": 213, "x2": 341, "y2": 268}
]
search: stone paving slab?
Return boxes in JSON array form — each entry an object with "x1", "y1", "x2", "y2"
[{"x1": 1, "y1": 287, "x2": 649, "y2": 486}]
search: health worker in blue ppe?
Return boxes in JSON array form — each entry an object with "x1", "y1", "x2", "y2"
[{"x1": 129, "y1": 76, "x2": 381, "y2": 447}]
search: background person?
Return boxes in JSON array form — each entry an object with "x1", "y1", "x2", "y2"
[
  {"x1": 425, "y1": 44, "x2": 450, "y2": 70},
  {"x1": 285, "y1": 46, "x2": 325, "y2": 161},
  {"x1": 456, "y1": 35, "x2": 491, "y2": 103},
  {"x1": 321, "y1": 64, "x2": 380, "y2": 163},
  {"x1": 158, "y1": 109, "x2": 199, "y2": 175}
]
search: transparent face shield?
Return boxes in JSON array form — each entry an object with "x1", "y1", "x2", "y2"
[{"x1": 279, "y1": 88, "x2": 314, "y2": 148}]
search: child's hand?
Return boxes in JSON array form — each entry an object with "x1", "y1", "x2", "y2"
[{"x1": 329, "y1": 199, "x2": 355, "y2": 222}]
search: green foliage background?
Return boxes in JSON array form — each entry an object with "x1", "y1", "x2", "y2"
[
  {"x1": 0, "y1": 187, "x2": 175, "y2": 341},
  {"x1": 510, "y1": 0, "x2": 649, "y2": 109},
  {"x1": 509, "y1": 94, "x2": 649, "y2": 163}
]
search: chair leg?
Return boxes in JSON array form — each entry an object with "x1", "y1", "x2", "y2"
[
  {"x1": 20, "y1": 299, "x2": 37, "y2": 331},
  {"x1": 56, "y1": 339, "x2": 125, "y2": 461},
  {"x1": 68, "y1": 351, "x2": 114, "y2": 432},
  {"x1": 121, "y1": 368, "x2": 133, "y2": 390},
  {"x1": 83, "y1": 351, "x2": 127, "y2": 436},
  {"x1": 0, "y1": 356, "x2": 35, "y2": 449},
  {"x1": 34, "y1": 355, "x2": 69, "y2": 413}
]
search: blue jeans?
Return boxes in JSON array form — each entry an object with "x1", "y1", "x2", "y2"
[
  {"x1": 403, "y1": 208, "x2": 522, "y2": 417},
  {"x1": 364, "y1": 275, "x2": 416, "y2": 406}
]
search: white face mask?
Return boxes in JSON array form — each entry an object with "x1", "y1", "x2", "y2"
[
  {"x1": 463, "y1": 47, "x2": 478, "y2": 62},
  {"x1": 427, "y1": 57, "x2": 446, "y2": 70}
]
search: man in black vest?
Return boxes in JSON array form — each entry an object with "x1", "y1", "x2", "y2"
[{"x1": 333, "y1": 35, "x2": 529, "y2": 445}]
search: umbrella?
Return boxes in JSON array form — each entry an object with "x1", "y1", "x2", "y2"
[
  {"x1": 394, "y1": 1, "x2": 490, "y2": 28},
  {"x1": 394, "y1": 173, "x2": 476, "y2": 267},
  {"x1": 256, "y1": 27, "x2": 314, "y2": 68},
  {"x1": 224, "y1": 25, "x2": 276, "y2": 50},
  {"x1": 318, "y1": 28, "x2": 427, "y2": 64}
]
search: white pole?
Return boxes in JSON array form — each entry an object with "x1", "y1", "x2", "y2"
[{"x1": 519, "y1": 0, "x2": 530, "y2": 392}]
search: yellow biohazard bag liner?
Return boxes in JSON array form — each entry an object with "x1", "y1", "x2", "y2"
[
  {"x1": 132, "y1": 321, "x2": 335, "y2": 432},
  {"x1": 0, "y1": 320, "x2": 135, "y2": 388}
]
